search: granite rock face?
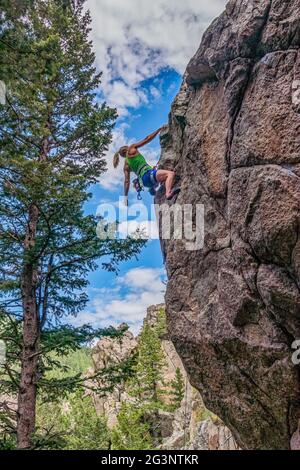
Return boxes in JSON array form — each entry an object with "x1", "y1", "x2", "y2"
[
  {"x1": 157, "y1": 0, "x2": 300, "y2": 450},
  {"x1": 90, "y1": 325, "x2": 138, "y2": 428},
  {"x1": 187, "y1": 417, "x2": 238, "y2": 451}
]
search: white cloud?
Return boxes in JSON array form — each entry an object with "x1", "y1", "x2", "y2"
[
  {"x1": 87, "y1": 0, "x2": 227, "y2": 116},
  {"x1": 89, "y1": 0, "x2": 227, "y2": 191},
  {"x1": 100, "y1": 122, "x2": 129, "y2": 191},
  {"x1": 74, "y1": 267, "x2": 166, "y2": 335},
  {"x1": 121, "y1": 267, "x2": 164, "y2": 291},
  {"x1": 150, "y1": 85, "x2": 161, "y2": 100}
]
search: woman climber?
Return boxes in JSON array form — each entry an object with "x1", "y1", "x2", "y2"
[{"x1": 113, "y1": 127, "x2": 179, "y2": 205}]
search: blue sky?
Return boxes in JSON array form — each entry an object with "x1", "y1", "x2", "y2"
[{"x1": 74, "y1": 0, "x2": 226, "y2": 334}]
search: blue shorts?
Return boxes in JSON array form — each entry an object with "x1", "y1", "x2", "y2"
[{"x1": 141, "y1": 169, "x2": 157, "y2": 188}]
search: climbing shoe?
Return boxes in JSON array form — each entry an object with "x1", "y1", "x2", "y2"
[{"x1": 166, "y1": 187, "x2": 181, "y2": 200}]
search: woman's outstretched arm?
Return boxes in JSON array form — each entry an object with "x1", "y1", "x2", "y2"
[
  {"x1": 133, "y1": 127, "x2": 162, "y2": 149},
  {"x1": 123, "y1": 161, "x2": 130, "y2": 205}
]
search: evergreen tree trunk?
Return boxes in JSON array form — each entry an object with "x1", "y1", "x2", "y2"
[
  {"x1": 17, "y1": 203, "x2": 40, "y2": 449},
  {"x1": 151, "y1": 379, "x2": 162, "y2": 446}
]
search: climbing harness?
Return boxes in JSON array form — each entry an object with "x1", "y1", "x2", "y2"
[
  {"x1": 137, "y1": 164, "x2": 151, "y2": 179},
  {"x1": 132, "y1": 167, "x2": 159, "y2": 200},
  {"x1": 133, "y1": 178, "x2": 143, "y2": 200}
]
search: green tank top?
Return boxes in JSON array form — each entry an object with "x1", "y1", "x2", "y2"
[{"x1": 125, "y1": 153, "x2": 152, "y2": 178}]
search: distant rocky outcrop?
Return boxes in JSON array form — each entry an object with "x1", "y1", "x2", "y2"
[
  {"x1": 91, "y1": 325, "x2": 138, "y2": 429},
  {"x1": 156, "y1": 0, "x2": 300, "y2": 450},
  {"x1": 90, "y1": 305, "x2": 237, "y2": 450}
]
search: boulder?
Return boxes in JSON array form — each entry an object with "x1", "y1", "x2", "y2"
[{"x1": 156, "y1": 0, "x2": 300, "y2": 450}]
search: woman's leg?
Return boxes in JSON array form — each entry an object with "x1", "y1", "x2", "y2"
[{"x1": 156, "y1": 170, "x2": 175, "y2": 199}]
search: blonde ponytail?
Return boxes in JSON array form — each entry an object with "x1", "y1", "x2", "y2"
[
  {"x1": 113, "y1": 146, "x2": 128, "y2": 168},
  {"x1": 113, "y1": 151, "x2": 120, "y2": 168}
]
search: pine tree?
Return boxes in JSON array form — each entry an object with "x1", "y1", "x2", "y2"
[
  {"x1": 111, "y1": 403, "x2": 153, "y2": 451},
  {"x1": 0, "y1": 0, "x2": 144, "y2": 449},
  {"x1": 131, "y1": 322, "x2": 166, "y2": 406},
  {"x1": 170, "y1": 367, "x2": 185, "y2": 411},
  {"x1": 123, "y1": 318, "x2": 167, "y2": 447},
  {"x1": 36, "y1": 390, "x2": 111, "y2": 450},
  {"x1": 156, "y1": 307, "x2": 167, "y2": 338}
]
